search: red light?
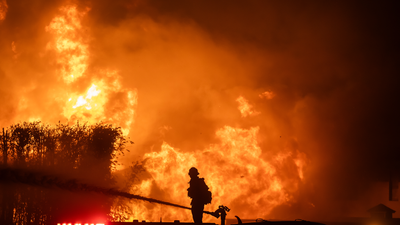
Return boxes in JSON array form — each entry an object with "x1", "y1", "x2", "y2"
[{"x1": 57, "y1": 223, "x2": 104, "y2": 225}]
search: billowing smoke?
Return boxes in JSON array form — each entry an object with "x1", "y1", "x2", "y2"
[{"x1": 0, "y1": 0, "x2": 399, "y2": 223}]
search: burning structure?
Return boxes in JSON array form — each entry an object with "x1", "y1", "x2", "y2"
[{"x1": 0, "y1": 0, "x2": 399, "y2": 224}]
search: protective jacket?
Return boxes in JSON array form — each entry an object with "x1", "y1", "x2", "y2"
[{"x1": 188, "y1": 177, "x2": 211, "y2": 205}]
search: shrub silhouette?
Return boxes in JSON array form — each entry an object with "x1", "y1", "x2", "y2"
[{"x1": 0, "y1": 121, "x2": 129, "y2": 224}]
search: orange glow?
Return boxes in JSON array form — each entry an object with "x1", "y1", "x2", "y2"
[
  {"x1": 64, "y1": 82, "x2": 106, "y2": 122},
  {"x1": 5, "y1": 2, "x2": 311, "y2": 222},
  {"x1": 72, "y1": 84, "x2": 101, "y2": 109},
  {"x1": 259, "y1": 91, "x2": 276, "y2": 100},
  {"x1": 0, "y1": 0, "x2": 7, "y2": 21},
  {"x1": 4, "y1": 3, "x2": 308, "y2": 222},
  {"x1": 11, "y1": 41, "x2": 19, "y2": 59},
  {"x1": 128, "y1": 126, "x2": 306, "y2": 222},
  {"x1": 293, "y1": 151, "x2": 307, "y2": 180},
  {"x1": 45, "y1": 5, "x2": 137, "y2": 135},
  {"x1": 45, "y1": 5, "x2": 89, "y2": 83},
  {"x1": 1, "y1": 0, "x2": 398, "y2": 222},
  {"x1": 236, "y1": 96, "x2": 259, "y2": 117}
]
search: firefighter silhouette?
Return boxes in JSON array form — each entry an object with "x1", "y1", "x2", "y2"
[{"x1": 187, "y1": 167, "x2": 212, "y2": 223}]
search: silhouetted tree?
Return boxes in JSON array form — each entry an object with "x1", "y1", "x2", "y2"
[{"x1": 0, "y1": 121, "x2": 130, "y2": 225}]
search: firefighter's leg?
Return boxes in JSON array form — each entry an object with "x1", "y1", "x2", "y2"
[{"x1": 192, "y1": 203, "x2": 204, "y2": 223}]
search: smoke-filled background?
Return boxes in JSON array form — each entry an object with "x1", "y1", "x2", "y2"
[{"x1": 0, "y1": 0, "x2": 399, "y2": 223}]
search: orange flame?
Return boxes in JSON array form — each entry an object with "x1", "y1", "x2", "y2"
[
  {"x1": 46, "y1": 5, "x2": 137, "y2": 135},
  {"x1": 43, "y1": 4, "x2": 308, "y2": 222},
  {"x1": 259, "y1": 91, "x2": 276, "y2": 100},
  {"x1": 129, "y1": 126, "x2": 306, "y2": 222},
  {"x1": 46, "y1": 5, "x2": 89, "y2": 83},
  {"x1": 237, "y1": 96, "x2": 259, "y2": 117}
]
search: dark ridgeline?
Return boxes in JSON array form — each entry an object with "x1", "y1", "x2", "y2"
[{"x1": 0, "y1": 121, "x2": 130, "y2": 224}]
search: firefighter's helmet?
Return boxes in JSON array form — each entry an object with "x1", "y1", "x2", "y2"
[{"x1": 189, "y1": 167, "x2": 199, "y2": 176}]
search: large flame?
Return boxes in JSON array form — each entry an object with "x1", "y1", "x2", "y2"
[
  {"x1": 1, "y1": 0, "x2": 398, "y2": 222},
  {"x1": 44, "y1": 5, "x2": 307, "y2": 221},
  {"x1": 45, "y1": 5, "x2": 137, "y2": 135},
  {"x1": 45, "y1": 5, "x2": 89, "y2": 83},
  {"x1": 4, "y1": 2, "x2": 310, "y2": 222},
  {"x1": 129, "y1": 125, "x2": 306, "y2": 222}
]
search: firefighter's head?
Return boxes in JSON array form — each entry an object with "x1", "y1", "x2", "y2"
[{"x1": 189, "y1": 167, "x2": 199, "y2": 178}]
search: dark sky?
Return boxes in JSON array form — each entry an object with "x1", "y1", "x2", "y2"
[{"x1": 0, "y1": 0, "x2": 399, "y2": 221}]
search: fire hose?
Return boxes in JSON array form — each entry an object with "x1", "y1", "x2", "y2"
[{"x1": 0, "y1": 167, "x2": 230, "y2": 223}]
